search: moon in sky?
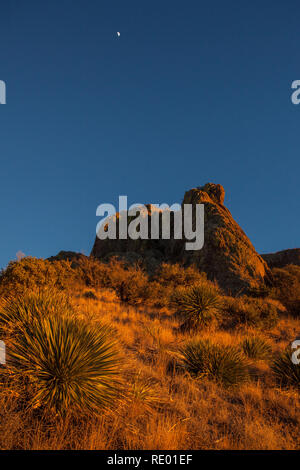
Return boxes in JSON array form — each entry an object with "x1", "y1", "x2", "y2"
[{"x1": 117, "y1": 32, "x2": 120, "y2": 37}]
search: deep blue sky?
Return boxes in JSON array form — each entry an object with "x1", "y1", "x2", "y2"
[{"x1": 0, "y1": 0, "x2": 299, "y2": 268}]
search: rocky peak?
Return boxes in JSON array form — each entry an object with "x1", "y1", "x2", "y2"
[
  {"x1": 197, "y1": 183, "x2": 225, "y2": 205},
  {"x1": 91, "y1": 183, "x2": 272, "y2": 294}
]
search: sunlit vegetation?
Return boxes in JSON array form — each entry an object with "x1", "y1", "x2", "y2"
[
  {"x1": 0, "y1": 256, "x2": 299, "y2": 449},
  {"x1": 172, "y1": 283, "x2": 222, "y2": 330}
]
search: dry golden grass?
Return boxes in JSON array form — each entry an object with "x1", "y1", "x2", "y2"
[{"x1": 0, "y1": 284, "x2": 299, "y2": 450}]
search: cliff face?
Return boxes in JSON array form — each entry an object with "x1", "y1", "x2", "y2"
[{"x1": 91, "y1": 183, "x2": 272, "y2": 294}]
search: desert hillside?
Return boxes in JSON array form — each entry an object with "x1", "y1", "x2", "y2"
[{"x1": 0, "y1": 254, "x2": 299, "y2": 450}]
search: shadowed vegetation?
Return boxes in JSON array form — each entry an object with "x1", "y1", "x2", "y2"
[
  {"x1": 271, "y1": 349, "x2": 300, "y2": 389},
  {"x1": 241, "y1": 336, "x2": 272, "y2": 360},
  {"x1": 222, "y1": 296, "x2": 279, "y2": 329}
]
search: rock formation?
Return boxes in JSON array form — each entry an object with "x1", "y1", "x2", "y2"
[
  {"x1": 91, "y1": 183, "x2": 272, "y2": 294},
  {"x1": 179, "y1": 184, "x2": 272, "y2": 293},
  {"x1": 261, "y1": 248, "x2": 300, "y2": 269}
]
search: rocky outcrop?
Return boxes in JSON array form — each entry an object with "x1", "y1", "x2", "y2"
[
  {"x1": 261, "y1": 249, "x2": 300, "y2": 269},
  {"x1": 179, "y1": 184, "x2": 272, "y2": 293},
  {"x1": 91, "y1": 183, "x2": 272, "y2": 294}
]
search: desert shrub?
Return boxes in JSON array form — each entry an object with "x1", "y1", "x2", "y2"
[
  {"x1": 271, "y1": 349, "x2": 300, "y2": 389},
  {"x1": 142, "y1": 280, "x2": 174, "y2": 308},
  {"x1": 6, "y1": 315, "x2": 121, "y2": 416},
  {"x1": 0, "y1": 257, "x2": 79, "y2": 296},
  {"x1": 75, "y1": 256, "x2": 111, "y2": 289},
  {"x1": 172, "y1": 283, "x2": 222, "y2": 330},
  {"x1": 108, "y1": 261, "x2": 149, "y2": 305},
  {"x1": 181, "y1": 340, "x2": 249, "y2": 387},
  {"x1": 147, "y1": 264, "x2": 216, "y2": 309},
  {"x1": 271, "y1": 265, "x2": 300, "y2": 317},
  {"x1": 222, "y1": 296, "x2": 279, "y2": 328},
  {"x1": 153, "y1": 263, "x2": 207, "y2": 287},
  {"x1": 107, "y1": 262, "x2": 215, "y2": 308},
  {"x1": 241, "y1": 336, "x2": 272, "y2": 360},
  {"x1": 0, "y1": 256, "x2": 129, "y2": 298}
]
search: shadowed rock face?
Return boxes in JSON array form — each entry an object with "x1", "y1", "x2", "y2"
[
  {"x1": 261, "y1": 249, "x2": 300, "y2": 269},
  {"x1": 91, "y1": 183, "x2": 272, "y2": 294}
]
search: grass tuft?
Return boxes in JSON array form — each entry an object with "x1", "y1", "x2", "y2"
[{"x1": 241, "y1": 336, "x2": 272, "y2": 360}]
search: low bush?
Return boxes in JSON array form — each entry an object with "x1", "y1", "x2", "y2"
[
  {"x1": 222, "y1": 296, "x2": 279, "y2": 328},
  {"x1": 75, "y1": 256, "x2": 111, "y2": 289},
  {"x1": 108, "y1": 262, "x2": 149, "y2": 305},
  {"x1": 0, "y1": 257, "x2": 79, "y2": 296},
  {"x1": 153, "y1": 263, "x2": 207, "y2": 288},
  {"x1": 181, "y1": 340, "x2": 249, "y2": 387}
]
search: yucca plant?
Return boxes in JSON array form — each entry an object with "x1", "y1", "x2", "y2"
[
  {"x1": 241, "y1": 336, "x2": 272, "y2": 360},
  {"x1": 181, "y1": 340, "x2": 249, "y2": 387},
  {"x1": 7, "y1": 315, "x2": 121, "y2": 415},
  {"x1": 271, "y1": 349, "x2": 300, "y2": 389},
  {"x1": 130, "y1": 372, "x2": 162, "y2": 408},
  {"x1": 0, "y1": 288, "x2": 73, "y2": 338},
  {"x1": 172, "y1": 283, "x2": 222, "y2": 330}
]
